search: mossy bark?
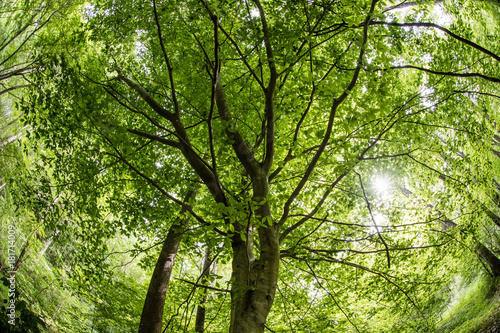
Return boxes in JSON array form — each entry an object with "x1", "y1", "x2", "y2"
[{"x1": 229, "y1": 175, "x2": 280, "y2": 333}]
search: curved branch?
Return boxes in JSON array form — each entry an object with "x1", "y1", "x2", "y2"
[
  {"x1": 278, "y1": 0, "x2": 379, "y2": 228},
  {"x1": 280, "y1": 93, "x2": 418, "y2": 241},
  {"x1": 356, "y1": 172, "x2": 391, "y2": 268},
  {"x1": 253, "y1": 0, "x2": 277, "y2": 80},
  {"x1": 207, "y1": 14, "x2": 222, "y2": 189},
  {"x1": 386, "y1": 65, "x2": 500, "y2": 83},
  {"x1": 215, "y1": 76, "x2": 260, "y2": 176},
  {"x1": 0, "y1": 4, "x2": 64, "y2": 67},
  {"x1": 117, "y1": 69, "x2": 175, "y2": 122},
  {"x1": 304, "y1": 261, "x2": 361, "y2": 333},
  {"x1": 106, "y1": 150, "x2": 220, "y2": 233},
  {"x1": 216, "y1": 19, "x2": 265, "y2": 90},
  {"x1": 304, "y1": 242, "x2": 450, "y2": 256},
  {"x1": 0, "y1": 85, "x2": 28, "y2": 96},
  {"x1": 370, "y1": 21, "x2": 500, "y2": 63},
  {"x1": 127, "y1": 128, "x2": 180, "y2": 148},
  {"x1": 152, "y1": 0, "x2": 181, "y2": 115},
  {"x1": 382, "y1": 0, "x2": 444, "y2": 13},
  {"x1": 407, "y1": 154, "x2": 463, "y2": 185}
]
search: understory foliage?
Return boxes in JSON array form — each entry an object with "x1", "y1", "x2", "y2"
[{"x1": 1, "y1": 0, "x2": 500, "y2": 331}]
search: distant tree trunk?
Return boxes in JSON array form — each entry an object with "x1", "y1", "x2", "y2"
[
  {"x1": 195, "y1": 248, "x2": 212, "y2": 332},
  {"x1": 402, "y1": 188, "x2": 500, "y2": 277},
  {"x1": 493, "y1": 149, "x2": 500, "y2": 160},
  {"x1": 491, "y1": 180, "x2": 500, "y2": 207},
  {"x1": 0, "y1": 257, "x2": 6, "y2": 273},
  {"x1": 476, "y1": 242, "x2": 500, "y2": 276},
  {"x1": 482, "y1": 204, "x2": 500, "y2": 229},
  {"x1": 440, "y1": 217, "x2": 500, "y2": 276},
  {"x1": 12, "y1": 221, "x2": 46, "y2": 271},
  {"x1": 12, "y1": 242, "x2": 28, "y2": 272},
  {"x1": 38, "y1": 229, "x2": 60, "y2": 259},
  {"x1": 39, "y1": 235, "x2": 54, "y2": 258},
  {"x1": 138, "y1": 189, "x2": 196, "y2": 333},
  {"x1": 138, "y1": 222, "x2": 185, "y2": 333}
]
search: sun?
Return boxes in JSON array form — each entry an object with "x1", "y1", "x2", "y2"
[{"x1": 373, "y1": 175, "x2": 392, "y2": 195}]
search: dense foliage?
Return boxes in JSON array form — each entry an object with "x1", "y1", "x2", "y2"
[{"x1": 1, "y1": 0, "x2": 500, "y2": 332}]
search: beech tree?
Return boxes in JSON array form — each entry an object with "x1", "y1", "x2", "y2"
[{"x1": 20, "y1": 0, "x2": 500, "y2": 332}]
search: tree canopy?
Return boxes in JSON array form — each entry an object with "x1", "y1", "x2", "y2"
[{"x1": 2, "y1": 0, "x2": 500, "y2": 332}]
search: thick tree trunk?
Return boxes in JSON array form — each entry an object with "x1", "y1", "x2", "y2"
[
  {"x1": 138, "y1": 189, "x2": 196, "y2": 333},
  {"x1": 229, "y1": 230, "x2": 279, "y2": 333},
  {"x1": 195, "y1": 248, "x2": 212, "y2": 332},
  {"x1": 229, "y1": 176, "x2": 280, "y2": 333}
]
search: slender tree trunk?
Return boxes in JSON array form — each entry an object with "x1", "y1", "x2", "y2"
[
  {"x1": 138, "y1": 189, "x2": 196, "y2": 333},
  {"x1": 39, "y1": 236, "x2": 53, "y2": 258},
  {"x1": 13, "y1": 241, "x2": 28, "y2": 272},
  {"x1": 195, "y1": 248, "x2": 212, "y2": 332},
  {"x1": 38, "y1": 229, "x2": 59, "y2": 258},
  {"x1": 137, "y1": 222, "x2": 184, "y2": 333}
]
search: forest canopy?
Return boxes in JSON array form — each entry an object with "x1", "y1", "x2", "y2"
[{"x1": 1, "y1": 0, "x2": 500, "y2": 332}]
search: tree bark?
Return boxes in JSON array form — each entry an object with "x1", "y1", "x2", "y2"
[
  {"x1": 229, "y1": 174, "x2": 280, "y2": 333},
  {"x1": 439, "y1": 217, "x2": 500, "y2": 276},
  {"x1": 138, "y1": 189, "x2": 196, "y2": 333},
  {"x1": 229, "y1": 229, "x2": 279, "y2": 333},
  {"x1": 476, "y1": 242, "x2": 500, "y2": 276},
  {"x1": 402, "y1": 188, "x2": 500, "y2": 277},
  {"x1": 38, "y1": 235, "x2": 54, "y2": 258},
  {"x1": 482, "y1": 204, "x2": 500, "y2": 228},
  {"x1": 195, "y1": 248, "x2": 212, "y2": 332}
]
